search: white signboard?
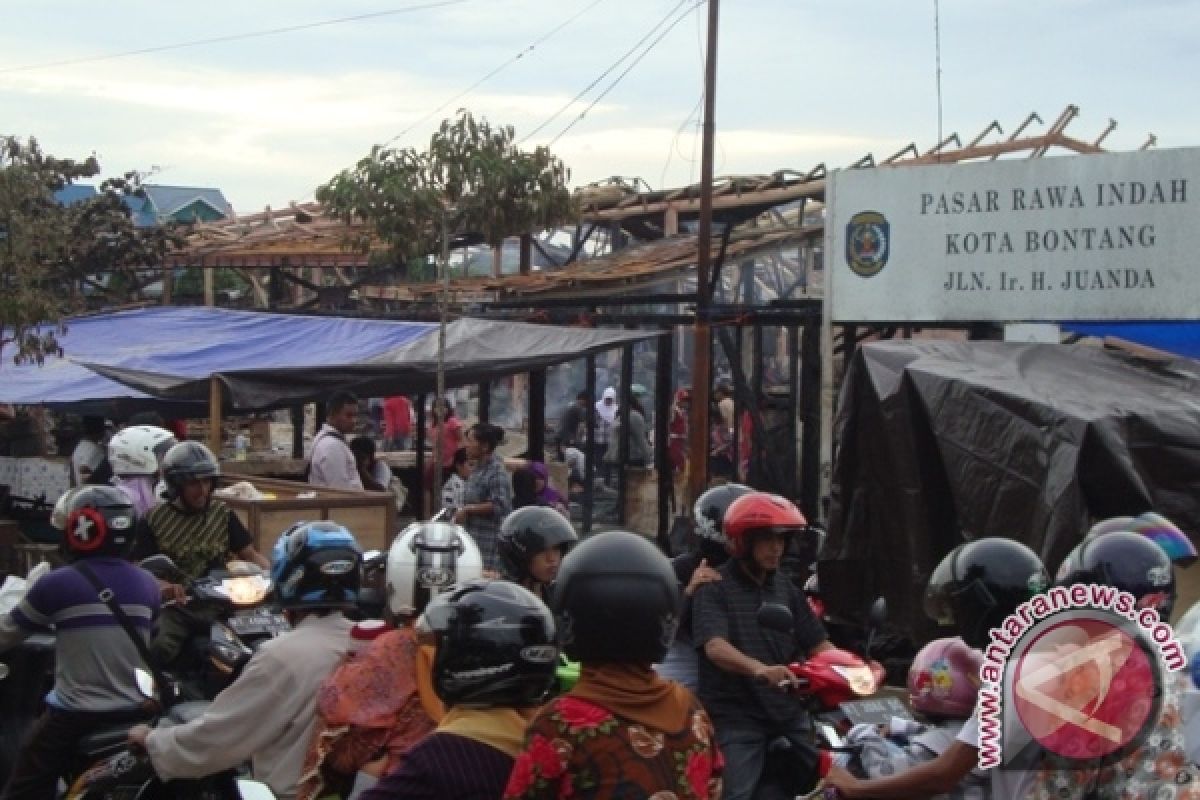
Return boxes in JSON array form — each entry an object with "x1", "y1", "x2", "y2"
[{"x1": 827, "y1": 146, "x2": 1200, "y2": 322}]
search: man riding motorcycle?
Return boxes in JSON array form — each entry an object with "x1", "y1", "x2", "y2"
[
  {"x1": 130, "y1": 441, "x2": 269, "y2": 667},
  {"x1": 297, "y1": 520, "x2": 483, "y2": 800},
  {"x1": 0, "y1": 486, "x2": 159, "y2": 799},
  {"x1": 692, "y1": 491, "x2": 831, "y2": 800},
  {"x1": 129, "y1": 520, "x2": 361, "y2": 800}
]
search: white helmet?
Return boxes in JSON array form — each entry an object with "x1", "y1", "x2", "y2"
[
  {"x1": 386, "y1": 521, "x2": 482, "y2": 618},
  {"x1": 108, "y1": 425, "x2": 178, "y2": 477}
]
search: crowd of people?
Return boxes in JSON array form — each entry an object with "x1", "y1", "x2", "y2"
[{"x1": 7, "y1": 403, "x2": 1199, "y2": 800}]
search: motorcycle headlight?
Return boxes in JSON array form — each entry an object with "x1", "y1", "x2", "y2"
[
  {"x1": 217, "y1": 575, "x2": 271, "y2": 607},
  {"x1": 834, "y1": 665, "x2": 878, "y2": 696}
]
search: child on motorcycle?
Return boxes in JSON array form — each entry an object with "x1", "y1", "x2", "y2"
[
  {"x1": 843, "y1": 637, "x2": 989, "y2": 799},
  {"x1": 824, "y1": 536, "x2": 1050, "y2": 799},
  {"x1": 0, "y1": 487, "x2": 159, "y2": 800},
  {"x1": 496, "y1": 506, "x2": 577, "y2": 601},
  {"x1": 503, "y1": 531, "x2": 724, "y2": 799},
  {"x1": 1026, "y1": 519, "x2": 1199, "y2": 800},
  {"x1": 654, "y1": 482, "x2": 751, "y2": 690},
  {"x1": 296, "y1": 520, "x2": 483, "y2": 800},
  {"x1": 359, "y1": 579, "x2": 559, "y2": 799}
]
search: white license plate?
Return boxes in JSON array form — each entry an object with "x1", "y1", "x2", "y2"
[{"x1": 229, "y1": 612, "x2": 283, "y2": 634}]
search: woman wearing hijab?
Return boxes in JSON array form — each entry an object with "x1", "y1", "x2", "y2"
[
  {"x1": 504, "y1": 532, "x2": 723, "y2": 800},
  {"x1": 594, "y1": 387, "x2": 618, "y2": 488}
]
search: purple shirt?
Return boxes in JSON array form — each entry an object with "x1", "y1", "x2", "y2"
[
  {"x1": 361, "y1": 733, "x2": 514, "y2": 800},
  {"x1": 0, "y1": 558, "x2": 160, "y2": 711}
]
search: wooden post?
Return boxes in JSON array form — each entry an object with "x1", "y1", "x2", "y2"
[
  {"x1": 203, "y1": 263, "x2": 215, "y2": 306},
  {"x1": 528, "y1": 370, "x2": 546, "y2": 461},
  {"x1": 208, "y1": 376, "x2": 223, "y2": 457},
  {"x1": 290, "y1": 405, "x2": 304, "y2": 459},
  {"x1": 582, "y1": 354, "x2": 597, "y2": 533},
  {"x1": 800, "y1": 318, "x2": 821, "y2": 518},
  {"x1": 162, "y1": 263, "x2": 173, "y2": 305},
  {"x1": 519, "y1": 234, "x2": 533, "y2": 276},
  {"x1": 654, "y1": 330, "x2": 673, "y2": 548},
  {"x1": 687, "y1": 0, "x2": 720, "y2": 509},
  {"x1": 415, "y1": 394, "x2": 427, "y2": 518},
  {"x1": 617, "y1": 343, "x2": 634, "y2": 525},
  {"x1": 478, "y1": 382, "x2": 491, "y2": 424}
]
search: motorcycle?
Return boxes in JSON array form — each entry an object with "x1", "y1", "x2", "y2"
[
  {"x1": 66, "y1": 668, "x2": 276, "y2": 799},
  {"x1": 754, "y1": 598, "x2": 894, "y2": 797},
  {"x1": 140, "y1": 556, "x2": 289, "y2": 700},
  {"x1": 0, "y1": 563, "x2": 55, "y2": 788}
]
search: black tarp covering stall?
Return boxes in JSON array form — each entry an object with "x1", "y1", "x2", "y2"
[
  {"x1": 824, "y1": 340, "x2": 1200, "y2": 645},
  {"x1": 87, "y1": 318, "x2": 661, "y2": 411}
]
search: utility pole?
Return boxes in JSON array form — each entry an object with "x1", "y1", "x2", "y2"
[{"x1": 687, "y1": 0, "x2": 720, "y2": 507}]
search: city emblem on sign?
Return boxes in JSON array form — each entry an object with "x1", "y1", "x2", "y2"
[{"x1": 846, "y1": 210, "x2": 890, "y2": 277}]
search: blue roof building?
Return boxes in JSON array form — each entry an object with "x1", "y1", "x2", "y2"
[
  {"x1": 53, "y1": 185, "x2": 99, "y2": 206},
  {"x1": 123, "y1": 185, "x2": 233, "y2": 227}
]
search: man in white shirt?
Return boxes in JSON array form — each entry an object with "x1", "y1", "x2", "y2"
[
  {"x1": 309, "y1": 392, "x2": 363, "y2": 491},
  {"x1": 71, "y1": 416, "x2": 108, "y2": 486}
]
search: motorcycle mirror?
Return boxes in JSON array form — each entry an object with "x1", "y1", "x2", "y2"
[
  {"x1": 868, "y1": 597, "x2": 888, "y2": 628},
  {"x1": 237, "y1": 780, "x2": 278, "y2": 800},
  {"x1": 756, "y1": 602, "x2": 794, "y2": 633},
  {"x1": 134, "y1": 668, "x2": 155, "y2": 699},
  {"x1": 139, "y1": 555, "x2": 184, "y2": 583}
]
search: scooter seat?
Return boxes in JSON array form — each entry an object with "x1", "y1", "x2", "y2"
[{"x1": 76, "y1": 725, "x2": 136, "y2": 758}]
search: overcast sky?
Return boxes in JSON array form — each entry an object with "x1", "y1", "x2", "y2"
[{"x1": 2, "y1": 1, "x2": 1194, "y2": 212}]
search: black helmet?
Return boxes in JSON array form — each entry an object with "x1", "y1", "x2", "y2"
[
  {"x1": 552, "y1": 531, "x2": 681, "y2": 664},
  {"x1": 64, "y1": 486, "x2": 136, "y2": 559},
  {"x1": 270, "y1": 521, "x2": 362, "y2": 611},
  {"x1": 418, "y1": 579, "x2": 558, "y2": 709},
  {"x1": 161, "y1": 441, "x2": 221, "y2": 500},
  {"x1": 925, "y1": 538, "x2": 1049, "y2": 649},
  {"x1": 1057, "y1": 530, "x2": 1176, "y2": 618},
  {"x1": 692, "y1": 483, "x2": 753, "y2": 546},
  {"x1": 497, "y1": 507, "x2": 578, "y2": 582}
]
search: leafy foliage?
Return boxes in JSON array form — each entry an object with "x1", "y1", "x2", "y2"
[
  {"x1": 0, "y1": 136, "x2": 181, "y2": 365},
  {"x1": 317, "y1": 111, "x2": 576, "y2": 277}
]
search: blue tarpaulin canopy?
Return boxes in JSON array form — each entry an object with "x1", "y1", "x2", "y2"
[
  {"x1": 1, "y1": 307, "x2": 433, "y2": 413},
  {"x1": 3, "y1": 307, "x2": 659, "y2": 413}
]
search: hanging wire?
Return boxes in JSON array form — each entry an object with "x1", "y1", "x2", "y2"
[
  {"x1": 934, "y1": 0, "x2": 944, "y2": 162},
  {"x1": 520, "y1": 0, "x2": 693, "y2": 146},
  {"x1": 548, "y1": 0, "x2": 703, "y2": 146},
  {"x1": 0, "y1": 1, "x2": 468, "y2": 74}
]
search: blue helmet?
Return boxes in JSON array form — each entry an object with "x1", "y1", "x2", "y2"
[{"x1": 271, "y1": 521, "x2": 362, "y2": 611}]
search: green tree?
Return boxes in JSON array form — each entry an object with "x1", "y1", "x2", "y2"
[
  {"x1": 0, "y1": 136, "x2": 180, "y2": 365},
  {"x1": 317, "y1": 111, "x2": 577, "y2": 278}
]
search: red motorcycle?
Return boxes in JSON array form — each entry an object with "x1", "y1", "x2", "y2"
[{"x1": 755, "y1": 600, "x2": 890, "y2": 796}]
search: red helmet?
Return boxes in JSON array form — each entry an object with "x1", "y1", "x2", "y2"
[{"x1": 723, "y1": 492, "x2": 807, "y2": 559}]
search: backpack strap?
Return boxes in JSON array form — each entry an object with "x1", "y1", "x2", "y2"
[{"x1": 72, "y1": 560, "x2": 177, "y2": 707}]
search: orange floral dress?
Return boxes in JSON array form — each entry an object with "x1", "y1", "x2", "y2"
[
  {"x1": 297, "y1": 627, "x2": 436, "y2": 800},
  {"x1": 502, "y1": 695, "x2": 723, "y2": 800}
]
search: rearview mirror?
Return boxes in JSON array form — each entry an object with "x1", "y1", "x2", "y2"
[
  {"x1": 756, "y1": 602, "x2": 794, "y2": 633},
  {"x1": 139, "y1": 555, "x2": 184, "y2": 583},
  {"x1": 134, "y1": 668, "x2": 155, "y2": 699},
  {"x1": 868, "y1": 597, "x2": 888, "y2": 629}
]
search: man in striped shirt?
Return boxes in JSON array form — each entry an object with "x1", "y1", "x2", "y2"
[
  {"x1": 130, "y1": 442, "x2": 268, "y2": 666},
  {"x1": 0, "y1": 486, "x2": 160, "y2": 799}
]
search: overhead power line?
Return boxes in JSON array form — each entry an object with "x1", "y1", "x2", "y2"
[
  {"x1": 381, "y1": 0, "x2": 606, "y2": 148},
  {"x1": 0, "y1": 0, "x2": 468, "y2": 74},
  {"x1": 519, "y1": 0, "x2": 693, "y2": 146},
  {"x1": 548, "y1": 0, "x2": 703, "y2": 146}
]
